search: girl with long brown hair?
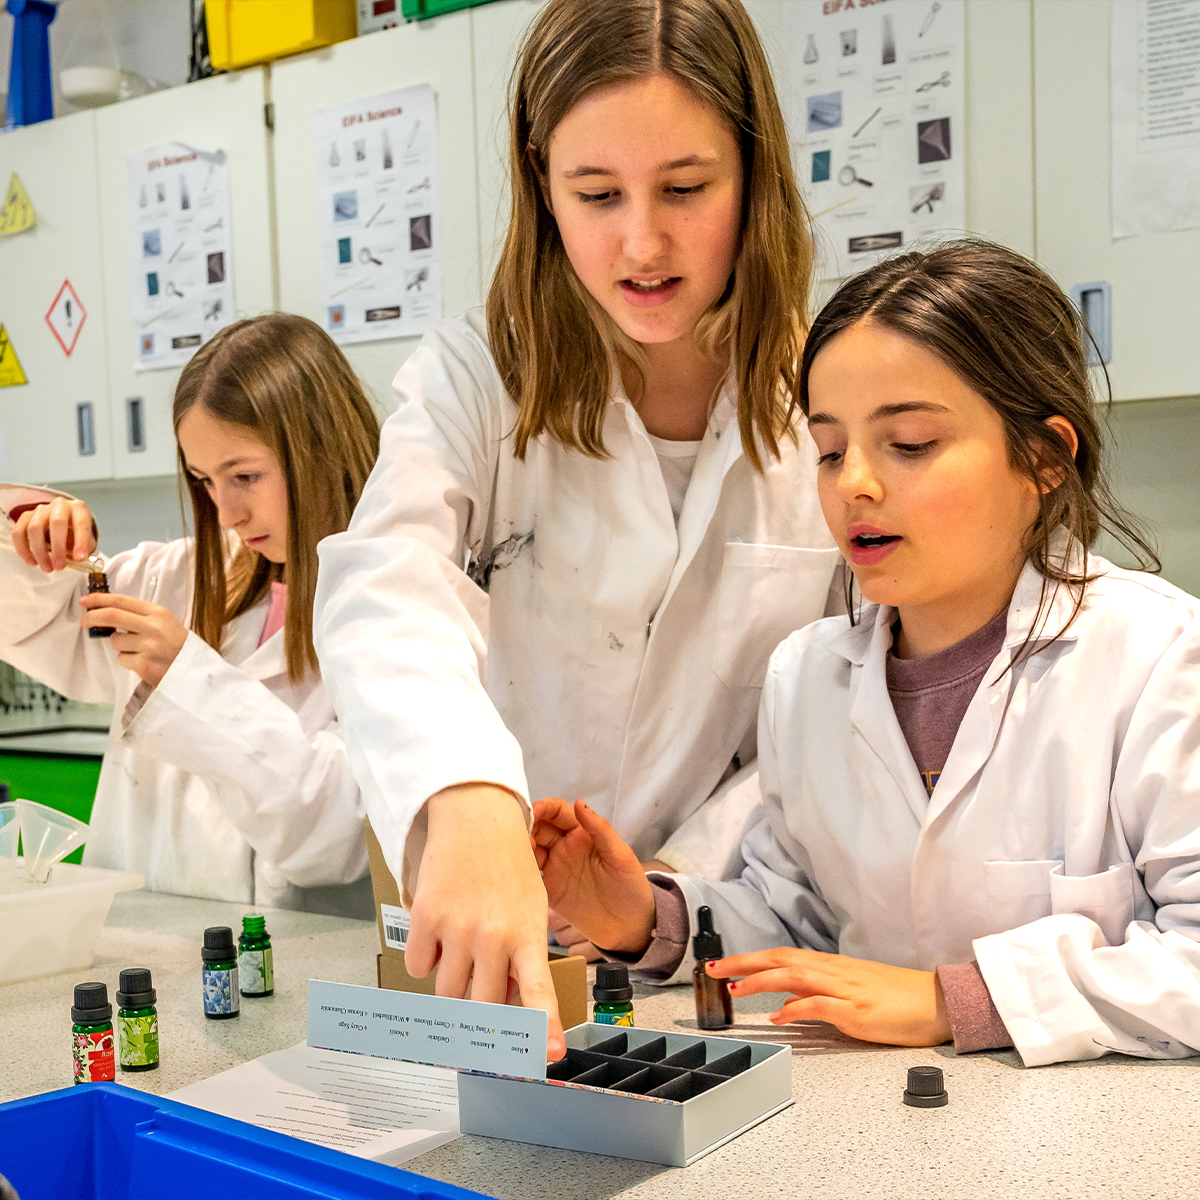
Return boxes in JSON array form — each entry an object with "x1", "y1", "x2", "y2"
[
  {"x1": 533, "y1": 239, "x2": 1200, "y2": 1067},
  {"x1": 315, "y1": 0, "x2": 839, "y2": 1055},
  {"x1": 1, "y1": 314, "x2": 381, "y2": 914}
]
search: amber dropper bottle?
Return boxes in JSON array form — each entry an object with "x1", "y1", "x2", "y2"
[{"x1": 692, "y1": 906, "x2": 733, "y2": 1030}]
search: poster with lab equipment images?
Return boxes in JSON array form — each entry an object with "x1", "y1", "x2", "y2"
[
  {"x1": 313, "y1": 84, "x2": 442, "y2": 345},
  {"x1": 127, "y1": 143, "x2": 234, "y2": 371},
  {"x1": 785, "y1": 0, "x2": 965, "y2": 280}
]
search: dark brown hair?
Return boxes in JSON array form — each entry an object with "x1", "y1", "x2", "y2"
[
  {"x1": 173, "y1": 314, "x2": 380, "y2": 683},
  {"x1": 797, "y1": 239, "x2": 1159, "y2": 647},
  {"x1": 488, "y1": 0, "x2": 813, "y2": 471}
]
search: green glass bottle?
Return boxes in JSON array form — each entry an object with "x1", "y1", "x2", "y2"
[
  {"x1": 116, "y1": 967, "x2": 159, "y2": 1071},
  {"x1": 202, "y1": 926, "x2": 240, "y2": 1019},
  {"x1": 592, "y1": 963, "x2": 635, "y2": 1026},
  {"x1": 238, "y1": 913, "x2": 274, "y2": 997},
  {"x1": 71, "y1": 982, "x2": 116, "y2": 1084}
]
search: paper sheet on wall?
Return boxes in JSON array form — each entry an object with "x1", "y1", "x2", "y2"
[
  {"x1": 784, "y1": 0, "x2": 966, "y2": 280},
  {"x1": 168, "y1": 1042, "x2": 460, "y2": 1167},
  {"x1": 313, "y1": 84, "x2": 442, "y2": 345},
  {"x1": 126, "y1": 143, "x2": 235, "y2": 371},
  {"x1": 1112, "y1": 0, "x2": 1200, "y2": 238}
]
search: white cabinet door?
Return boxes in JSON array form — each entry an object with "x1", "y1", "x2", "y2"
[
  {"x1": 1034, "y1": 0, "x2": 1200, "y2": 402},
  {"x1": 0, "y1": 110, "x2": 114, "y2": 484},
  {"x1": 95, "y1": 68, "x2": 276, "y2": 479},
  {"x1": 272, "y1": 17, "x2": 481, "y2": 417}
]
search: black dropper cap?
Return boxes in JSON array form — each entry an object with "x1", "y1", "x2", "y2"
[
  {"x1": 72, "y1": 981, "x2": 112, "y2": 1024},
  {"x1": 903, "y1": 1065, "x2": 948, "y2": 1108},
  {"x1": 593, "y1": 963, "x2": 633, "y2": 1002},
  {"x1": 202, "y1": 926, "x2": 237, "y2": 964},
  {"x1": 116, "y1": 967, "x2": 156, "y2": 1009},
  {"x1": 692, "y1": 906, "x2": 724, "y2": 960}
]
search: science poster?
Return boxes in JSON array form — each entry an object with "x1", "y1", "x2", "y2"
[
  {"x1": 312, "y1": 83, "x2": 442, "y2": 345},
  {"x1": 126, "y1": 143, "x2": 235, "y2": 371},
  {"x1": 785, "y1": 0, "x2": 966, "y2": 279}
]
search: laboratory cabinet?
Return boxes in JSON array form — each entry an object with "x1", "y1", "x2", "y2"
[
  {"x1": 0, "y1": 109, "x2": 115, "y2": 484},
  {"x1": 94, "y1": 67, "x2": 277, "y2": 478},
  {"x1": 1033, "y1": 0, "x2": 1200, "y2": 403},
  {"x1": 271, "y1": 17, "x2": 482, "y2": 416}
]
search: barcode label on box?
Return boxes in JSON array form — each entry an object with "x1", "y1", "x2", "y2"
[{"x1": 380, "y1": 903, "x2": 410, "y2": 950}]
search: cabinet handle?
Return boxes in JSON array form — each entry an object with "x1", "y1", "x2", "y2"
[
  {"x1": 1070, "y1": 281, "x2": 1112, "y2": 366},
  {"x1": 76, "y1": 402, "x2": 96, "y2": 456},
  {"x1": 127, "y1": 396, "x2": 146, "y2": 452}
]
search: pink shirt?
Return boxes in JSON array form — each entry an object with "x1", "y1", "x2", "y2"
[{"x1": 258, "y1": 581, "x2": 287, "y2": 647}]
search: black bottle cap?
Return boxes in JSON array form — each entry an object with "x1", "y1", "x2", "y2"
[
  {"x1": 116, "y1": 967, "x2": 156, "y2": 1009},
  {"x1": 202, "y1": 926, "x2": 236, "y2": 963},
  {"x1": 903, "y1": 1064, "x2": 948, "y2": 1107},
  {"x1": 72, "y1": 981, "x2": 112, "y2": 1024},
  {"x1": 692, "y1": 906, "x2": 724, "y2": 961},
  {"x1": 593, "y1": 963, "x2": 633, "y2": 1002}
]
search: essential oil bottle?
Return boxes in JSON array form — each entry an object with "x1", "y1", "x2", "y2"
[
  {"x1": 592, "y1": 963, "x2": 635, "y2": 1026},
  {"x1": 86, "y1": 569, "x2": 114, "y2": 638},
  {"x1": 202, "y1": 926, "x2": 240, "y2": 1019},
  {"x1": 116, "y1": 967, "x2": 159, "y2": 1072},
  {"x1": 692, "y1": 906, "x2": 733, "y2": 1030},
  {"x1": 71, "y1": 982, "x2": 116, "y2": 1083},
  {"x1": 238, "y1": 913, "x2": 274, "y2": 997}
]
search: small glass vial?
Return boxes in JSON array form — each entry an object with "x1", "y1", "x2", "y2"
[
  {"x1": 692, "y1": 906, "x2": 733, "y2": 1030},
  {"x1": 116, "y1": 967, "x2": 159, "y2": 1072},
  {"x1": 238, "y1": 912, "x2": 274, "y2": 997},
  {"x1": 592, "y1": 963, "x2": 635, "y2": 1026},
  {"x1": 202, "y1": 926, "x2": 240, "y2": 1019},
  {"x1": 86, "y1": 570, "x2": 115, "y2": 639},
  {"x1": 71, "y1": 982, "x2": 116, "y2": 1084}
]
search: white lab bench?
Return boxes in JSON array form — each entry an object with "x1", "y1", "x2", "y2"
[{"x1": 1, "y1": 889, "x2": 1197, "y2": 1199}]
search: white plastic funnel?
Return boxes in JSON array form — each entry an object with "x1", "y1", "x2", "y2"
[
  {"x1": 14, "y1": 799, "x2": 90, "y2": 884},
  {"x1": 0, "y1": 802, "x2": 18, "y2": 864}
]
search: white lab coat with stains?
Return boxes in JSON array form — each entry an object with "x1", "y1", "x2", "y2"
[
  {"x1": 0, "y1": 485, "x2": 370, "y2": 914},
  {"x1": 313, "y1": 309, "x2": 841, "y2": 894},
  {"x1": 658, "y1": 552, "x2": 1200, "y2": 1066}
]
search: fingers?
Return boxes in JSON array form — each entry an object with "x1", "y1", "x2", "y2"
[
  {"x1": 532, "y1": 796, "x2": 581, "y2": 834},
  {"x1": 70, "y1": 503, "x2": 95, "y2": 561},
  {"x1": 770, "y1": 995, "x2": 853, "y2": 1028},
  {"x1": 467, "y1": 950, "x2": 509, "y2": 1006},
  {"x1": 510, "y1": 941, "x2": 565, "y2": 1061},
  {"x1": 706, "y1": 947, "x2": 814, "y2": 979},
  {"x1": 572, "y1": 800, "x2": 639, "y2": 868},
  {"x1": 402, "y1": 912, "x2": 440, "y2": 982},
  {"x1": 728, "y1": 966, "x2": 834, "y2": 1001},
  {"x1": 11, "y1": 511, "x2": 37, "y2": 567},
  {"x1": 567, "y1": 940, "x2": 601, "y2": 962},
  {"x1": 79, "y1": 592, "x2": 156, "y2": 616}
]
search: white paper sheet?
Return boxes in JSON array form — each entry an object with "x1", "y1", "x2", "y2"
[
  {"x1": 1112, "y1": 0, "x2": 1200, "y2": 237},
  {"x1": 784, "y1": 0, "x2": 966, "y2": 279},
  {"x1": 126, "y1": 143, "x2": 235, "y2": 370},
  {"x1": 168, "y1": 1042, "x2": 460, "y2": 1166},
  {"x1": 312, "y1": 83, "x2": 442, "y2": 344}
]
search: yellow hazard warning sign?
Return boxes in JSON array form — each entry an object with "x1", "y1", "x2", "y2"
[
  {"x1": 0, "y1": 173, "x2": 36, "y2": 237},
  {"x1": 0, "y1": 324, "x2": 29, "y2": 387}
]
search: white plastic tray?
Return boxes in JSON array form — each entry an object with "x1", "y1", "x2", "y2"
[{"x1": 0, "y1": 860, "x2": 143, "y2": 986}]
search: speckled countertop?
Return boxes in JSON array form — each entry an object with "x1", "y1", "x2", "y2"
[{"x1": 3, "y1": 891, "x2": 1199, "y2": 1199}]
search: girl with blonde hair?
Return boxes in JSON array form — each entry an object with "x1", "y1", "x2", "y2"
[
  {"x1": 2, "y1": 314, "x2": 380, "y2": 914},
  {"x1": 315, "y1": 0, "x2": 839, "y2": 1053}
]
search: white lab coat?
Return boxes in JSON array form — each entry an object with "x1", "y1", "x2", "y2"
[
  {"x1": 0, "y1": 485, "x2": 371, "y2": 914},
  {"x1": 662, "y1": 552, "x2": 1200, "y2": 1067},
  {"x1": 314, "y1": 309, "x2": 840, "y2": 894}
]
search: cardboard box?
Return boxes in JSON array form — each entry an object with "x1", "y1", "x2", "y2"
[
  {"x1": 457, "y1": 1023, "x2": 794, "y2": 1167},
  {"x1": 365, "y1": 820, "x2": 589, "y2": 1030}
]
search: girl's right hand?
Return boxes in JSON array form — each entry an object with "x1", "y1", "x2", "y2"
[
  {"x1": 11, "y1": 498, "x2": 97, "y2": 572},
  {"x1": 532, "y1": 798, "x2": 656, "y2": 955}
]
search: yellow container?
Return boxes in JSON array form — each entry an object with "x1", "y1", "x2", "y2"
[{"x1": 205, "y1": 0, "x2": 358, "y2": 71}]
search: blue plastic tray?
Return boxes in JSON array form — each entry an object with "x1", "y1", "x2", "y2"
[{"x1": 0, "y1": 1083, "x2": 485, "y2": 1200}]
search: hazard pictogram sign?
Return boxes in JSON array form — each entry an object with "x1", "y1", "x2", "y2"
[
  {"x1": 0, "y1": 324, "x2": 29, "y2": 387},
  {"x1": 0, "y1": 173, "x2": 36, "y2": 237},
  {"x1": 45, "y1": 279, "x2": 87, "y2": 356}
]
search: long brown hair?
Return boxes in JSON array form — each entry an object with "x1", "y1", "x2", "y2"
[
  {"x1": 172, "y1": 314, "x2": 380, "y2": 683},
  {"x1": 488, "y1": 0, "x2": 813, "y2": 471},
  {"x1": 797, "y1": 239, "x2": 1159, "y2": 652}
]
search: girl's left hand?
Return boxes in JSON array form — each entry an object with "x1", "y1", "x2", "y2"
[
  {"x1": 79, "y1": 592, "x2": 189, "y2": 687},
  {"x1": 708, "y1": 948, "x2": 952, "y2": 1047}
]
